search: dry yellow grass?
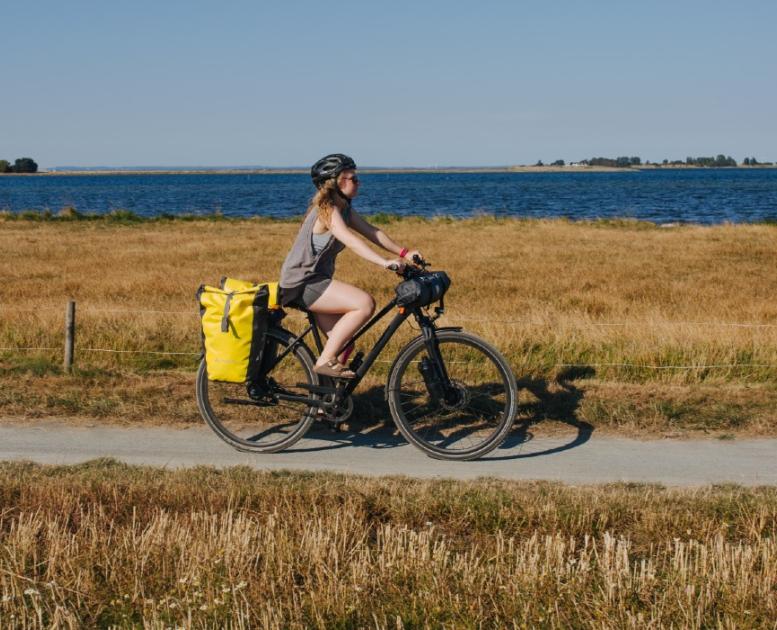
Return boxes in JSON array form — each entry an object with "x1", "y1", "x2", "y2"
[
  {"x1": 2, "y1": 216, "x2": 777, "y2": 434},
  {"x1": 0, "y1": 461, "x2": 775, "y2": 628}
]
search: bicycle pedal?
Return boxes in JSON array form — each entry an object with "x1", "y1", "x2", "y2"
[{"x1": 295, "y1": 382, "x2": 337, "y2": 395}]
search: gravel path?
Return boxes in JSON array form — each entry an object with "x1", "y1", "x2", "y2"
[{"x1": 1, "y1": 420, "x2": 775, "y2": 486}]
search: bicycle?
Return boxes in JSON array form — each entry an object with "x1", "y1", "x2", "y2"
[{"x1": 195, "y1": 259, "x2": 518, "y2": 460}]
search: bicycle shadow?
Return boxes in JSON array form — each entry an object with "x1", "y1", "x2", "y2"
[
  {"x1": 283, "y1": 384, "x2": 407, "y2": 453},
  {"x1": 287, "y1": 369, "x2": 594, "y2": 459},
  {"x1": 483, "y1": 368, "x2": 594, "y2": 461}
]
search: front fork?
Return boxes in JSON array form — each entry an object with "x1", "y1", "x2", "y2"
[{"x1": 417, "y1": 317, "x2": 461, "y2": 405}]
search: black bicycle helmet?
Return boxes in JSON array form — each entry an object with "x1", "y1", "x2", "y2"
[{"x1": 311, "y1": 153, "x2": 357, "y2": 189}]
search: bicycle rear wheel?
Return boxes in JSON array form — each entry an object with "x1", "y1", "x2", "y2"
[
  {"x1": 196, "y1": 328, "x2": 318, "y2": 452},
  {"x1": 387, "y1": 330, "x2": 518, "y2": 460}
]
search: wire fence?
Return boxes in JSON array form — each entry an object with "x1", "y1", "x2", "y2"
[
  {"x1": 4, "y1": 303, "x2": 777, "y2": 328},
  {"x1": 2, "y1": 301, "x2": 777, "y2": 371}
]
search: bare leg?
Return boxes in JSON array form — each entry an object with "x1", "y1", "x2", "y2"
[
  {"x1": 308, "y1": 279, "x2": 375, "y2": 368},
  {"x1": 314, "y1": 313, "x2": 355, "y2": 364}
]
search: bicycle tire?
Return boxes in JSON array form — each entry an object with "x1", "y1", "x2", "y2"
[
  {"x1": 387, "y1": 330, "x2": 518, "y2": 460},
  {"x1": 196, "y1": 327, "x2": 319, "y2": 453}
]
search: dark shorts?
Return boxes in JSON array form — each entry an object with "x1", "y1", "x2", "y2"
[{"x1": 280, "y1": 276, "x2": 332, "y2": 310}]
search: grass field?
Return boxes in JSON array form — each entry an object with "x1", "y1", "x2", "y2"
[
  {"x1": 2, "y1": 214, "x2": 777, "y2": 436},
  {"x1": 0, "y1": 461, "x2": 775, "y2": 628}
]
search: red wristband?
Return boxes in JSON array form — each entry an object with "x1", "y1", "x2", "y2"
[{"x1": 399, "y1": 247, "x2": 409, "y2": 258}]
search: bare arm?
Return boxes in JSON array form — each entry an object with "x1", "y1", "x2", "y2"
[
  {"x1": 329, "y1": 208, "x2": 393, "y2": 268},
  {"x1": 349, "y1": 209, "x2": 424, "y2": 262},
  {"x1": 348, "y1": 209, "x2": 404, "y2": 256}
]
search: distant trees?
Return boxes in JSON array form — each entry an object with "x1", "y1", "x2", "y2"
[
  {"x1": 14, "y1": 157, "x2": 38, "y2": 173},
  {"x1": 581, "y1": 154, "x2": 749, "y2": 168},
  {"x1": 586, "y1": 156, "x2": 641, "y2": 168},
  {"x1": 528, "y1": 154, "x2": 771, "y2": 168},
  {"x1": 0, "y1": 157, "x2": 39, "y2": 173},
  {"x1": 684, "y1": 155, "x2": 736, "y2": 167}
]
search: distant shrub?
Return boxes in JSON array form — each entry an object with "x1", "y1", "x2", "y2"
[
  {"x1": 107, "y1": 209, "x2": 142, "y2": 222},
  {"x1": 367, "y1": 212, "x2": 402, "y2": 224},
  {"x1": 58, "y1": 206, "x2": 83, "y2": 220},
  {"x1": 19, "y1": 210, "x2": 44, "y2": 220}
]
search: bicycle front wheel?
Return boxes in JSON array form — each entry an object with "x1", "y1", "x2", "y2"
[
  {"x1": 196, "y1": 328, "x2": 318, "y2": 453},
  {"x1": 387, "y1": 330, "x2": 518, "y2": 460}
]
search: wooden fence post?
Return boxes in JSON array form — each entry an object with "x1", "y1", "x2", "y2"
[{"x1": 64, "y1": 300, "x2": 75, "y2": 373}]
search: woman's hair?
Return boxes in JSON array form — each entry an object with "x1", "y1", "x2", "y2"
[{"x1": 305, "y1": 178, "x2": 346, "y2": 227}]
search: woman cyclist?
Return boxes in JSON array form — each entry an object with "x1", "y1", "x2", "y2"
[{"x1": 279, "y1": 153, "x2": 422, "y2": 379}]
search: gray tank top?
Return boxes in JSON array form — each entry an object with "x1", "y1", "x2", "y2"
[
  {"x1": 279, "y1": 205, "x2": 352, "y2": 288},
  {"x1": 311, "y1": 231, "x2": 330, "y2": 255}
]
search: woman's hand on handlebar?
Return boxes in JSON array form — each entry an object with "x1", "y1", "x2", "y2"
[
  {"x1": 384, "y1": 258, "x2": 406, "y2": 273},
  {"x1": 402, "y1": 249, "x2": 424, "y2": 264}
]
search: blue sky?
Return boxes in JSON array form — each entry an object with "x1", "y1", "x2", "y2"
[{"x1": 2, "y1": 1, "x2": 775, "y2": 167}]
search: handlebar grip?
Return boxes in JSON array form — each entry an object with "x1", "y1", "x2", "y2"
[
  {"x1": 412, "y1": 254, "x2": 427, "y2": 266},
  {"x1": 387, "y1": 263, "x2": 400, "y2": 272}
]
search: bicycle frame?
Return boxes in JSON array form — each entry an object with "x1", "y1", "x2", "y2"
[
  {"x1": 263, "y1": 293, "x2": 459, "y2": 410},
  {"x1": 269, "y1": 296, "x2": 405, "y2": 383}
]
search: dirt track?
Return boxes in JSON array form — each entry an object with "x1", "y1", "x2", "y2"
[{"x1": 1, "y1": 420, "x2": 775, "y2": 486}]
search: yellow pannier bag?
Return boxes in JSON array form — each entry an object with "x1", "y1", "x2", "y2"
[
  {"x1": 220, "y1": 277, "x2": 280, "y2": 309},
  {"x1": 197, "y1": 278, "x2": 280, "y2": 383}
]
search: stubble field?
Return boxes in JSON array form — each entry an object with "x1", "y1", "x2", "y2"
[
  {"x1": 0, "y1": 461, "x2": 775, "y2": 628},
  {"x1": 2, "y1": 214, "x2": 777, "y2": 436}
]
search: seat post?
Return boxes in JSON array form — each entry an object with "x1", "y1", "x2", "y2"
[{"x1": 306, "y1": 310, "x2": 325, "y2": 354}]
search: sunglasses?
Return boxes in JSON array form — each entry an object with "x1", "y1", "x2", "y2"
[{"x1": 341, "y1": 175, "x2": 360, "y2": 184}]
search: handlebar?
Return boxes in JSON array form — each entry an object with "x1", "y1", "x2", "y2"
[{"x1": 387, "y1": 254, "x2": 429, "y2": 279}]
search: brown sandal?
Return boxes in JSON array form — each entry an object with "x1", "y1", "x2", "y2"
[{"x1": 314, "y1": 358, "x2": 356, "y2": 379}]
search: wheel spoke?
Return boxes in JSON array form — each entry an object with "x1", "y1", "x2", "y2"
[
  {"x1": 388, "y1": 333, "x2": 516, "y2": 458},
  {"x1": 196, "y1": 331, "x2": 317, "y2": 452},
  {"x1": 403, "y1": 403, "x2": 436, "y2": 420}
]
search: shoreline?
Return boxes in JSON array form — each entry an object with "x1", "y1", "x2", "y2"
[
  {"x1": 4, "y1": 165, "x2": 777, "y2": 176},
  {"x1": 3, "y1": 209, "x2": 776, "y2": 227}
]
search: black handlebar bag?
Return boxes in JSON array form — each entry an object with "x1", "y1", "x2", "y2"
[{"x1": 395, "y1": 271, "x2": 451, "y2": 307}]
